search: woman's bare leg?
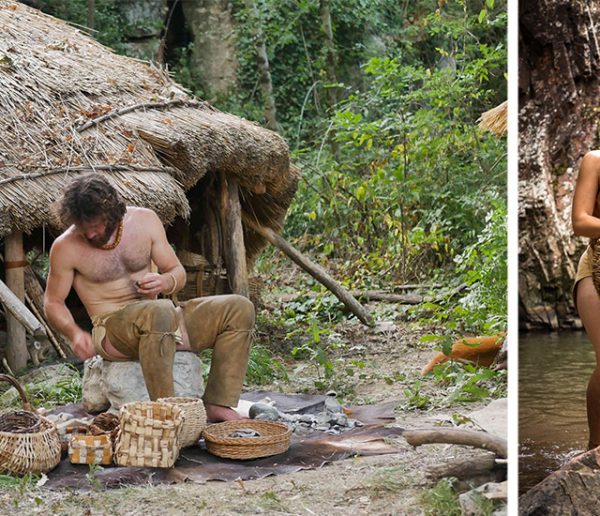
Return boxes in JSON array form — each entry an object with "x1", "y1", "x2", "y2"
[{"x1": 576, "y1": 277, "x2": 600, "y2": 449}]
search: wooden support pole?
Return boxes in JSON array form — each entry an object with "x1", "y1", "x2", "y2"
[
  {"x1": 220, "y1": 174, "x2": 249, "y2": 298},
  {"x1": 4, "y1": 232, "x2": 31, "y2": 371},
  {"x1": 242, "y1": 215, "x2": 373, "y2": 326}
]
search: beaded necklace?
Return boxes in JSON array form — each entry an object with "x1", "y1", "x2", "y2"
[{"x1": 100, "y1": 221, "x2": 123, "y2": 251}]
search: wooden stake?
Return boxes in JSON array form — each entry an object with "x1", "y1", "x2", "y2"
[
  {"x1": 4, "y1": 232, "x2": 31, "y2": 371},
  {"x1": 220, "y1": 174, "x2": 249, "y2": 298},
  {"x1": 243, "y1": 215, "x2": 373, "y2": 326}
]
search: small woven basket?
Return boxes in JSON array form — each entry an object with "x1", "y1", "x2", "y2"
[
  {"x1": 90, "y1": 412, "x2": 120, "y2": 443},
  {"x1": 69, "y1": 433, "x2": 113, "y2": 466},
  {"x1": 202, "y1": 420, "x2": 292, "y2": 460},
  {"x1": 157, "y1": 397, "x2": 206, "y2": 448},
  {"x1": 114, "y1": 401, "x2": 183, "y2": 468},
  {"x1": 0, "y1": 374, "x2": 61, "y2": 475}
]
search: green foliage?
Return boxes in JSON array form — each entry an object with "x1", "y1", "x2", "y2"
[
  {"x1": 421, "y1": 478, "x2": 462, "y2": 516},
  {"x1": 402, "y1": 362, "x2": 506, "y2": 410},
  {"x1": 246, "y1": 344, "x2": 288, "y2": 385},
  {"x1": 35, "y1": 0, "x2": 127, "y2": 53},
  {"x1": 24, "y1": 371, "x2": 83, "y2": 409}
]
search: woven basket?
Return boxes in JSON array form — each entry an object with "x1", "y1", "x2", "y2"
[
  {"x1": 90, "y1": 412, "x2": 120, "y2": 443},
  {"x1": 69, "y1": 433, "x2": 113, "y2": 466},
  {"x1": 202, "y1": 420, "x2": 292, "y2": 460},
  {"x1": 0, "y1": 374, "x2": 61, "y2": 475},
  {"x1": 114, "y1": 401, "x2": 183, "y2": 468},
  {"x1": 157, "y1": 397, "x2": 206, "y2": 448}
]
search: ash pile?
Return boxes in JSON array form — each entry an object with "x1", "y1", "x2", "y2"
[{"x1": 248, "y1": 396, "x2": 363, "y2": 436}]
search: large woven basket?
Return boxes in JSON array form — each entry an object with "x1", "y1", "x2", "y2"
[
  {"x1": 157, "y1": 397, "x2": 206, "y2": 448},
  {"x1": 202, "y1": 420, "x2": 292, "y2": 460},
  {"x1": 114, "y1": 401, "x2": 183, "y2": 468},
  {"x1": 0, "y1": 374, "x2": 61, "y2": 475}
]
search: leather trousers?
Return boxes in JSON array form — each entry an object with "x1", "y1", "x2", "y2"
[{"x1": 101, "y1": 295, "x2": 255, "y2": 407}]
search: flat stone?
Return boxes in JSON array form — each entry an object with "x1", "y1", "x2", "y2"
[{"x1": 82, "y1": 352, "x2": 204, "y2": 412}]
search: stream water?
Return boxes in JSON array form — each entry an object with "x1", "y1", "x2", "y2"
[{"x1": 519, "y1": 331, "x2": 594, "y2": 493}]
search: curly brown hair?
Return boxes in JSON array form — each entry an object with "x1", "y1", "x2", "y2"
[{"x1": 54, "y1": 173, "x2": 126, "y2": 228}]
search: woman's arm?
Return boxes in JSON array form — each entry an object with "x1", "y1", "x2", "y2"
[{"x1": 573, "y1": 151, "x2": 600, "y2": 238}]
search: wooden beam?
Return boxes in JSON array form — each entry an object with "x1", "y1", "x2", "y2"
[
  {"x1": 4, "y1": 232, "x2": 32, "y2": 371},
  {"x1": 243, "y1": 215, "x2": 373, "y2": 326},
  {"x1": 220, "y1": 174, "x2": 249, "y2": 298}
]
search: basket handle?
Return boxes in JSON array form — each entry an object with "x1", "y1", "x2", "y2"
[{"x1": 0, "y1": 374, "x2": 32, "y2": 411}]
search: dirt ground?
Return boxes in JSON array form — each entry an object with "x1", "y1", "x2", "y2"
[{"x1": 0, "y1": 292, "x2": 506, "y2": 515}]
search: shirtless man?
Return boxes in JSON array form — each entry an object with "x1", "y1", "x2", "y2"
[{"x1": 43, "y1": 173, "x2": 255, "y2": 422}]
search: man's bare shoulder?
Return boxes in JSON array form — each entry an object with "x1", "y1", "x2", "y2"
[
  {"x1": 127, "y1": 206, "x2": 162, "y2": 224},
  {"x1": 49, "y1": 227, "x2": 80, "y2": 268},
  {"x1": 51, "y1": 226, "x2": 79, "y2": 250}
]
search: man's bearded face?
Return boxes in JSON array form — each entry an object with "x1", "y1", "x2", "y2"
[{"x1": 76, "y1": 216, "x2": 118, "y2": 248}]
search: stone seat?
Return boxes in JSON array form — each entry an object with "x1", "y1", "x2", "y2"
[{"x1": 82, "y1": 351, "x2": 204, "y2": 412}]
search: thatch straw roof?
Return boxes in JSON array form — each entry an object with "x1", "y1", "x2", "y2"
[
  {"x1": 478, "y1": 100, "x2": 507, "y2": 136},
  {"x1": 0, "y1": 0, "x2": 298, "y2": 262}
]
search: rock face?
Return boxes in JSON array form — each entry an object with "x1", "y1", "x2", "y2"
[
  {"x1": 519, "y1": 0, "x2": 600, "y2": 330},
  {"x1": 82, "y1": 352, "x2": 204, "y2": 412}
]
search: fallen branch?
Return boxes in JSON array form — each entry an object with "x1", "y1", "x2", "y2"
[
  {"x1": 404, "y1": 428, "x2": 507, "y2": 458},
  {"x1": 277, "y1": 290, "x2": 424, "y2": 304},
  {"x1": 243, "y1": 214, "x2": 373, "y2": 326}
]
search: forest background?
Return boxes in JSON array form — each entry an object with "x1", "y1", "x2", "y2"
[
  {"x1": 0, "y1": 0, "x2": 509, "y2": 513},
  {"x1": 25, "y1": 0, "x2": 507, "y2": 393}
]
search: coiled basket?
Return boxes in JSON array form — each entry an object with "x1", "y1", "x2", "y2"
[{"x1": 202, "y1": 420, "x2": 291, "y2": 460}]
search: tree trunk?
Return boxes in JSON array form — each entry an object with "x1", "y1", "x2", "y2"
[
  {"x1": 86, "y1": 0, "x2": 95, "y2": 29},
  {"x1": 181, "y1": 0, "x2": 239, "y2": 98},
  {"x1": 117, "y1": 0, "x2": 168, "y2": 61},
  {"x1": 319, "y1": 0, "x2": 338, "y2": 108},
  {"x1": 519, "y1": 0, "x2": 600, "y2": 330},
  {"x1": 243, "y1": 0, "x2": 277, "y2": 131}
]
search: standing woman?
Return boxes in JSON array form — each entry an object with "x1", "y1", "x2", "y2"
[{"x1": 572, "y1": 150, "x2": 600, "y2": 450}]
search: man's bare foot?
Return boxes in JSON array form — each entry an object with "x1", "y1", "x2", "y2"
[{"x1": 205, "y1": 402, "x2": 245, "y2": 423}]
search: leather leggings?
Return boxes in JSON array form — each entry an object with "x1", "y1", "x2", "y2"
[{"x1": 101, "y1": 295, "x2": 255, "y2": 406}]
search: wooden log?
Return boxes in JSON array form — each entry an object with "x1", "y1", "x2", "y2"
[
  {"x1": 426, "y1": 453, "x2": 497, "y2": 480},
  {"x1": 0, "y1": 279, "x2": 46, "y2": 338},
  {"x1": 403, "y1": 428, "x2": 507, "y2": 458},
  {"x1": 243, "y1": 215, "x2": 373, "y2": 326},
  {"x1": 220, "y1": 174, "x2": 249, "y2": 298},
  {"x1": 4, "y1": 232, "x2": 35, "y2": 371}
]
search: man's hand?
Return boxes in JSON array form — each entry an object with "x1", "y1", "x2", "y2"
[
  {"x1": 71, "y1": 330, "x2": 95, "y2": 361},
  {"x1": 136, "y1": 272, "x2": 172, "y2": 298}
]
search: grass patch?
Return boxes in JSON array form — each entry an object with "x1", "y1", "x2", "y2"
[{"x1": 420, "y1": 478, "x2": 461, "y2": 516}]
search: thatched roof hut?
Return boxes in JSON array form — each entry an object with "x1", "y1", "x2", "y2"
[
  {"x1": 0, "y1": 0, "x2": 298, "y2": 264},
  {"x1": 0, "y1": 0, "x2": 303, "y2": 369}
]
